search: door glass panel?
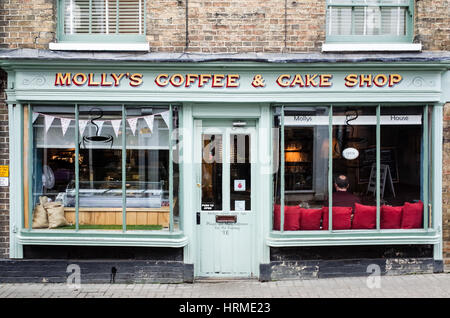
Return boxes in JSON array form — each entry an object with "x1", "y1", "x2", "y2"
[
  {"x1": 201, "y1": 134, "x2": 223, "y2": 211},
  {"x1": 230, "y1": 134, "x2": 251, "y2": 211}
]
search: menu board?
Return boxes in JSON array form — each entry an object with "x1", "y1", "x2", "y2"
[{"x1": 357, "y1": 147, "x2": 399, "y2": 184}]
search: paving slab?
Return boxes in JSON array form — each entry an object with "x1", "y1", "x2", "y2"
[{"x1": 0, "y1": 273, "x2": 449, "y2": 298}]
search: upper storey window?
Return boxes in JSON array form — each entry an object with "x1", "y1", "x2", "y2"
[
  {"x1": 324, "y1": 0, "x2": 418, "y2": 51},
  {"x1": 53, "y1": 0, "x2": 148, "y2": 50}
]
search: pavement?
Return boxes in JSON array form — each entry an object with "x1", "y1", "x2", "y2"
[{"x1": 0, "y1": 273, "x2": 449, "y2": 298}]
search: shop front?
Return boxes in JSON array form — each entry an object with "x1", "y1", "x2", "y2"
[{"x1": 1, "y1": 51, "x2": 449, "y2": 281}]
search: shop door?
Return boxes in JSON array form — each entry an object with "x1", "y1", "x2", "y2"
[{"x1": 195, "y1": 120, "x2": 256, "y2": 278}]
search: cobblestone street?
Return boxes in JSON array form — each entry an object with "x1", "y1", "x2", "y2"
[{"x1": 0, "y1": 273, "x2": 449, "y2": 298}]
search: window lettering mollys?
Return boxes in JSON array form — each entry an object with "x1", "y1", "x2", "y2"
[
  {"x1": 293, "y1": 115, "x2": 313, "y2": 123},
  {"x1": 54, "y1": 73, "x2": 143, "y2": 87}
]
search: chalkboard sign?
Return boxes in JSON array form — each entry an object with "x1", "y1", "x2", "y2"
[{"x1": 357, "y1": 147, "x2": 399, "y2": 184}]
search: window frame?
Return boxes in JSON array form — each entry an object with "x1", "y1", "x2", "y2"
[
  {"x1": 325, "y1": 0, "x2": 415, "y2": 44},
  {"x1": 24, "y1": 103, "x2": 179, "y2": 234},
  {"x1": 272, "y1": 104, "x2": 434, "y2": 237},
  {"x1": 56, "y1": 0, "x2": 147, "y2": 44}
]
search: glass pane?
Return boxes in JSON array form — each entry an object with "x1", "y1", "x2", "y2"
[
  {"x1": 381, "y1": 7, "x2": 406, "y2": 36},
  {"x1": 64, "y1": 0, "x2": 144, "y2": 35},
  {"x1": 30, "y1": 106, "x2": 75, "y2": 230},
  {"x1": 125, "y1": 107, "x2": 171, "y2": 231},
  {"x1": 201, "y1": 134, "x2": 223, "y2": 211},
  {"x1": 230, "y1": 134, "x2": 251, "y2": 211},
  {"x1": 331, "y1": 106, "x2": 376, "y2": 230},
  {"x1": 64, "y1": 0, "x2": 90, "y2": 34},
  {"x1": 91, "y1": 0, "x2": 107, "y2": 34},
  {"x1": 328, "y1": 5, "x2": 406, "y2": 36},
  {"x1": 273, "y1": 108, "x2": 329, "y2": 231},
  {"x1": 76, "y1": 106, "x2": 123, "y2": 230},
  {"x1": 380, "y1": 106, "x2": 424, "y2": 229},
  {"x1": 328, "y1": 7, "x2": 352, "y2": 35}
]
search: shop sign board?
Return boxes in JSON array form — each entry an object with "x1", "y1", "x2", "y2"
[
  {"x1": 0, "y1": 165, "x2": 8, "y2": 187},
  {"x1": 12, "y1": 68, "x2": 443, "y2": 103},
  {"x1": 52, "y1": 72, "x2": 404, "y2": 89}
]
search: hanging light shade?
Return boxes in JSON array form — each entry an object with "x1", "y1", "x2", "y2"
[{"x1": 285, "y1": 143, "x2": 304, "y2": 162}]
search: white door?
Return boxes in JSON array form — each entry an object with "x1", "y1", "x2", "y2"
[{"x1": 195, "y1": 119, "x2": 257, "y2": 278}]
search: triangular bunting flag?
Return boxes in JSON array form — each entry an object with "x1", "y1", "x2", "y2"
[
  {"x1": 32, "y1": 112, "x2": 39, "y2": 124},
  {"x1": 160, "y1": 111, "x2": 170, "y2": 128},
  {"x1": 144, "y1": 115, "x2": 154, "y2": 133},
  {"x1": 60, "y1": 118, "x2": 72, "y2": 136},
  {"x1": 127, "y1": 117, "x2": 138, "y2": 136},
  {"x1": 111, "y1": 119, "x2": 122, "y2": 137},
  {"x1": 79, "y1": 120, "x2": 88, "y2": 136},
  {"x1": 44, "y1": 115, "x2": 55, "y2": 133},
  {"x1": 95, "y1": 120, "x2": 104, "y2": 135}
]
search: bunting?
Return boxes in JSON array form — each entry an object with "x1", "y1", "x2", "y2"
[
  {"x1": 144, "y1": 115, "x2": 154, "y2": 133},
  {"x1": 44, "y1": 115, "x2": 55, "y2": 133},
  {"x1": 79, "y1": 120, "x2": 88, "y2": 136},
  {"x1": 32, "y1": 112, "x2": 39, "y2": 124},
  {"x1": 111, "y1": 120, "x2": 122, "y2": 138},
  {"x1": 60, "y1": 118, "x2": 72, "y2": 136},
  {"x1": 160, "y1": 111, "x2": 170, "y2": 128},
  {"x1": 32, "y1": 111, "x2": 166, "y2": 137},
  {"x1": 127, "y1": 117, "x2": 138, "y2": 136}
]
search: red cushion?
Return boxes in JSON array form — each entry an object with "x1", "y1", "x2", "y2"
[
  {"x1": 352, "y1": 203, "x2": 376, "y2": 229},
  {"x1": 401, "y1": 201, "x2": 423, "y2": 229},
  {"x1": 273, "y1": 205, "x2": 301, "y2": 231},
  {"x1": 381, "y1": 205, "x2": 403, "y2": 229},
  {"x1": 322, "y1": 207, "x2": 352, "y2": 230},
  {"x1": 273, "y1": 204, "x2": 282, "y2": 230},
  {"x1": 299, "y1": 208, "x2": 322, "y2": 230}
]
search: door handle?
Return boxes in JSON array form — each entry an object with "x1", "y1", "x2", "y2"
[{"x1": 196, "y1": 212, "x2": 201, "y2": 225}]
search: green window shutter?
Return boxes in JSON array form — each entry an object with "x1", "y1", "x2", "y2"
[{"x1": 61, "y1": 0, "x2": 145, "y2": 40}]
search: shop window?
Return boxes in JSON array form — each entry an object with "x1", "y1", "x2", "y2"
[
  {"x1": 57, "y1": 0, "x2": 146, "y2": 43},
  {"x1": 325, "y1": 0, "x2": 413, "y2": 43},
  {"x1": 25, "y1": 105, "x2": 178, "y2": 232},
  {"x1": 273, "y1": 105, "x2": 430, "y2": 232}
]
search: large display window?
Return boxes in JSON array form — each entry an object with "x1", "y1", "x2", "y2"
[
  {"x1": 273, "y1": 105, "x2": 431, "y2": 232},
  {"x1": 25, "y1": 104, "x2": 179, "y2": 232}
]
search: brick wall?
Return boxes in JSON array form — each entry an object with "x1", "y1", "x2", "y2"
[
  {"x1": 0, "y1": 0, "x2": 448, "y2": 52},
  {"x1": 153, "y1": 0, "x2": 326, "y2": 53},
  {"x1": 0, "y1": 0, "x2": 56, "y2": 49},
  {"x1": 416, "y1": 0, "x2": 450, "y2": 51},
  {"x1": 0, "y1": 70, "x2": 8, "y2": 259}
]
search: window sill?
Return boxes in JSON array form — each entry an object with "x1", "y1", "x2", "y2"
[
  {"x1": 267, "y1": 229, "x2": 439, "y2": 247},
  {"x1": 49, "y1": 42, "x2": 150, "y2": 52},
  {"x1": 322, "y1": 43, "x2": 422, "y2": 53},
  {"x1": 18, "y1": 229, "x2": 188, "y2": 248}
]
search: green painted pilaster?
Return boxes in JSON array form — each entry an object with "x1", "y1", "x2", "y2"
[
  {"x1": 8, "y1": 104, "x2": 23, "y2": 258},
  {"x1": 432, "y1": 103, "x2": 443, "y2": 261}
]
